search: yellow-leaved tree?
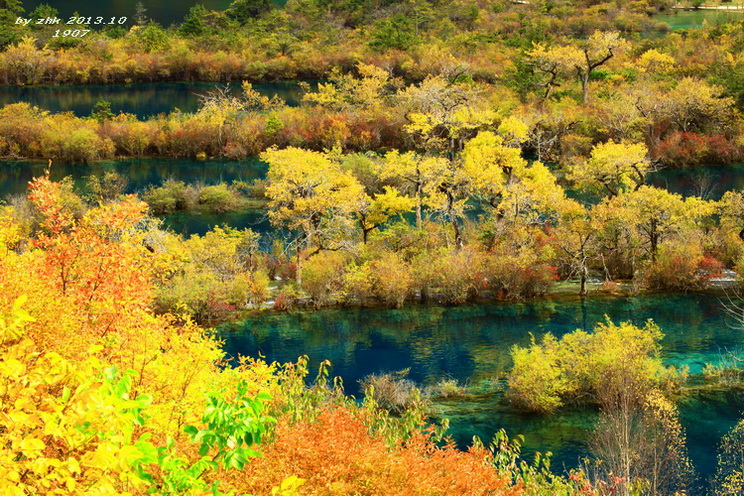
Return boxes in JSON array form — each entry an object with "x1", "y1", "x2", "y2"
[
  {"x1": 570, "y1": 140, "x2": 653, "y2": 197},
  {"x1": 261, "y1": 147, "x2": 366, "y2": 284}
]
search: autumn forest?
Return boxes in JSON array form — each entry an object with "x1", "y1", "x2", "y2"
[{"x1": 4, "y1": 0, "x2": 744, "y2": 494}]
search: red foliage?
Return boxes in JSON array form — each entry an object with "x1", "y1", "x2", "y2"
[
  {"x1": 652, "y1": 132, "x2": 741, "y2": 165},
  {"x1": 697, "y1": 256, "x2": 725, "y2": 280}
]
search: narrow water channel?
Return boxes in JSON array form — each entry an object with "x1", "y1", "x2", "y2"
[{"x1": 0, "y1": 81, "x2": 307, "y2": 117}]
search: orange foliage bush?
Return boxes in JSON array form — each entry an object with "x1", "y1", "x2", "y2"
[
  {"x1": 230, "y1": 407, "x2": 521, "y2": 496},
  {"x1": 643, "y1": 243, "x2": 724, "y2": 291},
  {"x1": 0, "y1": 177, "x2": 235, "y2": 433}
]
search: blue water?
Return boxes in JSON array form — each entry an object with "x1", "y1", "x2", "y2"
[
  {"x1": 0, "y1": 157, "x2": 269, "y2": 235},
  {"x1": 653, "y1": 10, "x2": 744, "y2": 30},
  {"x1": 0, "y1": 81, "x2": 306, "y2": 117},
  {"x1": 219, "y1": 292, "x2": 744, "y2": 483},
  {"x1": 0, "y1": 157, "x2": 267, "y2": 199}
]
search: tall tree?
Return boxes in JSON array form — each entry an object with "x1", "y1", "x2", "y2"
[
  {"x1": 378, "y1": 150, "x2": 449, "y2": 228},
  {"x1": 261, "y1": 147, "x2": 365, "y2": 284},
  {"x1": 570, "y1": 140, "x2": 655, "y2": 197},
  {"x1": 0, "y1": 0, "x2": 25, "y2": 49},
  {"x1": 227, "y1": 0, "x2": 272, "y2": 23},
  {"x1": 574, "y1": 31, "x2": 624, "y2": 103}
]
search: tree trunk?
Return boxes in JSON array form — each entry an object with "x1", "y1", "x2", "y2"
[
  {"x1": 581, "y1": 70, "x2": 590, "y2": 103},
  {"x1": 650, "y1": 220, "x2": 659, "y2": 263},
  {"x1": 579, "y1": 263, "x2": 588, "y2": 297},
  {"x1": 452, "y1": 216, "x2": 462, "y2": 248},
  {"x1": 446, "y1": 190, "x2": 462, "y2": 248},
  {"x1": 415, "y1": 183, "x2": 422, "y2": 228},
  {"x1": 296, "y1": 247, "x2": 303, "y2": 287}
]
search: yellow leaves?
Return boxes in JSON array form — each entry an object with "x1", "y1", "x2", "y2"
[
  {"x1": 636, "y1": 49, "x2": 675, "y2": 73},
  {"x1": 450, "y1": 106, "x2": 499, "y2": 137},
  {"x1": 0, "y1": 357, "x2": 25, "y2": 380},
  {"x1": 462, "y1": 130, "x2": 511, "y2": 191},
  {"x1": 462, "y1": 130, "x2": 564, "y2": 223},
  {"x1": 497, "y1": 116, "x2": 529, "y2": 146},
  {"x1": 303, "y1": 82, "x2": 343, "y2": 108},
  {"x1": 241, "y1": 81, "x2": 286, "y2": 112},
  {"x1": 400, "y1": 75, "x2": 496, "y2": 151},
  {"x1": 82, "y1": 442, "x2": 125, "y2": 471},
  {"x1": 509, "y1": 318, "x2": 668, "y2": 414},
  {"x1": 584, "y1": 30, "x2": 627, "y2": 59},
  {"x1": 302, "y1": 62, "x2": 390, "y2": 111},
  {"x1": 0, "y1": 205, "x2": 23, "y2": 255},
  {"x1": 1, "y1": 293, "x2": 176, "y2": 494},
  {"x1": 361, "y1": 187, "x2": 416, "y2": 230},
  {"x1": 272, "y1": 475, "x2": 306, "y2": 495},
  {"x1": 571, "y1": 140, "x2": 650, "y2": 196},
  {"x1": 20, "y1": 437, "x2": 45, "y2": 458},
  {"x1": 1, "y1": 296, "x2": 35, "y2": 346},
  {"x1": 262, "y1": 147, "x2": 366, "y2": 243},
  {"x1": 379, "y1": 150, "x2": 449, "y2": 191},
  {"x1": 527, "y1": 42, "x2": 583, "y2": 72},
  {"x1": 405, "y1": 111, "x2": 435, "y2": 136}
]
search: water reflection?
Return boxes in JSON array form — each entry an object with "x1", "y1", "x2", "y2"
[
  {"x1": 0, "y1": 157, "x2": 267, "y2": 198},
  {"x1": 220, "y1": 292, "x2": 744, "y2": 479},
  {"x1": 653, "y1": 10, "x2": 744, "y2": 30},
  {"x1": 0, "y1": 81, "x2": 307, "y2": 117},
  {"x1": 0, "y1": 157, "x2": 269, "y2": 236}
]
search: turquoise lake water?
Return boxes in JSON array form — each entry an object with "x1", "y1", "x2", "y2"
[
  {"x1": 0, "y1": 81, "x2": 306, "y2": 117},
  {"x1": 0, "y1": 157, "x2": 270, "y2": 234},
  {"x1": 654, "y1": 9, "x2": 744, "y2": 30},
  {"x1": 219, "y1": 291, "x2": 744, "y2": 485}
]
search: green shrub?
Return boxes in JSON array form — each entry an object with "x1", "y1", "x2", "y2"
[
  {"x1": 341, "y1": 262, "x2": 374, "y2": 305},
  {"x1": 368, "y1": 15, "x2": 419, "y2": 52},
  {"x1": 40, "y1": 119, "x2": 114, "y2": 162},
  {"x1": 198, "y1": 184, "x2": 241, "y2": 213},
  {"x1": 227, "y1": 270, "x2": 271, "y2": 308},
  {"x1": 154, "y1": 269, "x2": 233, "y2": 324},
  {"x1": 508, "y1": 334, "x2": 569, "y2": 413},
  {"x1": 143, "y1": 179, "x2": 191, "y2": 214},
  {"x1": 130, "y1": 22, "x2": 171, "y2": 53}
]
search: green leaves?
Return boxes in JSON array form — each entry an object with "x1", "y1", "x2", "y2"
[
  {"x1": 123, "y1": 380, "x2": 275, "y2": 495},
  {"x1": 185, "y1": 381, "x2": 275, "y2": 469}
]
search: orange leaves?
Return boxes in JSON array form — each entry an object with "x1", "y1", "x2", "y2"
[
  {"x1": 233, "y1": 407, "x2": 520, "y2": 496},
  {"x1": 22, "y1": 177, "x2": 158, "y2": 350},
  {"x1": 28, "y1": 175, "x2": 76, "y2": 235},
  {"x1": 3, "y1": 176, "x2": 174, "y2": 369}
]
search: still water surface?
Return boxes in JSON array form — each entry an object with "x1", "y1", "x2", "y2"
[
  {"x1": 220, "y1": 292, "x2": 744, "y2": 483},
  {"x1": 0, "y1": 157, "x2": 269, "y2": 234},
  {"x1": 2, "y1": 156, "x2": 744, "y2": 484},
  {"x1": 0, "y1": 81, "x2": 306, "y2": 117},
  {"x1": 654, "y1": 9, "x2": 744, "y2": 30}
]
